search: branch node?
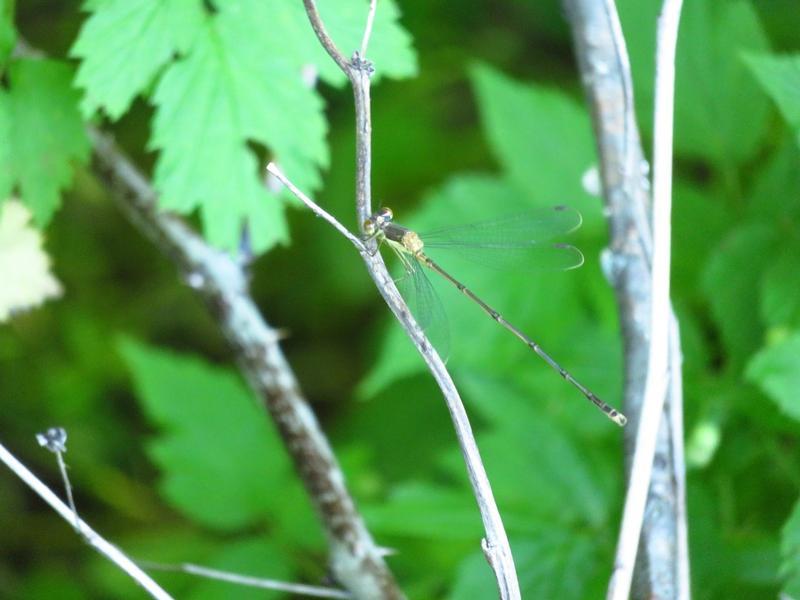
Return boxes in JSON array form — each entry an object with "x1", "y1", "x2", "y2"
[{"x1": 350, "y1": 52, "x2": 375, "y2": 76}]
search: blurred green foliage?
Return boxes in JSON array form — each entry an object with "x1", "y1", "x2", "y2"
[{"x1": 1, "y1": 0, "x2": 800, "y2": 598}]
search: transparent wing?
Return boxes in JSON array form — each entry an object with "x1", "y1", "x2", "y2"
[
  {"x1": 419, "y1": 206, "x2": 584, "y2": 271},
  {"x1": 429, "y1": 242, "x2": 585, "y2": 272},
  {"x1": 420, "y1": 205, "x2": 582, "y2": 247},
  {"x1": 396, "y1": 258, "x2": 451, "y2": 360}
]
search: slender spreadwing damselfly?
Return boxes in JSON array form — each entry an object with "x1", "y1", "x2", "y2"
[{"x1": 363, "y1": 205, "x2": 627, "y2": 427}]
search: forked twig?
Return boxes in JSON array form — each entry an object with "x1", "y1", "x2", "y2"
[{"x1": 288, "y1": 3, "x2": 522, "y2": 596}]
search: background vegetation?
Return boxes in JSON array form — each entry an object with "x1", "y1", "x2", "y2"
[{"x1": 2, "y1": 0, "x2": 800, "y2": 597}]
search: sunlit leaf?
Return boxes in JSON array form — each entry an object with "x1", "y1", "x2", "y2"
[
  {"x1": 71, "y1": 0, "x2": 417, "y2": 253},
  {"x1": 0, "y1": 199, "x2": 62, "y2": 322},
  {"x1": 71, "y1": 0, "x2": 205, "y2": 119}
]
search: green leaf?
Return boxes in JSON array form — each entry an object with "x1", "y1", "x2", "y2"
[
  {"x1": 459, "y1": 373, "x2": 614, "y2": 526},
  {"x1": 702, "y1": 224, "x2": 778, "y2": 369},
  {"x1": 744, "y1": 53, "x2": 800, "y2": 141},
  {"x1": 782, "y1": 498, "x2": 800, "y2": 597},
  {"x1": 0, "y1": 59, "x2": 90, "y2": 224},
  {"x1": 620, "y1": 0, "x2": 770, "y2": 165},
  {"x1": 117, "y1": 337, "x2": 320, "y2": 540},
  {"x1": 761, "y1": 243, "x2": 800, "y2": 328},
  {"x1": 70, "y1": 0, "x2": 416, "y2": 121},
  {"x1": 746, "y1": 331, "x2": 800, "y2": 422},
  {"x1": 149, "y1": 5, "x2": 328, "y2": 253},
  {"x1": 470, "y1": 63, "x2": 595, "y2": 206},
  {"x1": 70, "y1": 0, "x2": 417, "y2": 252},
  {"x1": 364, "y1": 482, "x2": 483, "y2": 540},
  {"x1": 748, "y1": 135, "x2": 800, "y2": 221},
  {"x1": 672, "y1": 183, "x2": 733, "y2": 294},
  {"x1": 673, "y1": 0, "x2": 770, "y2": 165},
  {"x1": 71, "y1": 0, "x2": 205, "y2": 119}
]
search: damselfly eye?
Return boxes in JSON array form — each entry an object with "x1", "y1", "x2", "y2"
[{"x1": 379, "y1": 207, "x2": 393, "y2": 221}]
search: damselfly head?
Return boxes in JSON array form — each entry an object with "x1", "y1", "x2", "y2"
[{"x1": 364, "y1": 207, "x2": 394, "y2": 235}]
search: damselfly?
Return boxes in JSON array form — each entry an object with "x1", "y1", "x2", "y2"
[{"x1": 364, "y1": 206, "x2": 627, "y2": 427}]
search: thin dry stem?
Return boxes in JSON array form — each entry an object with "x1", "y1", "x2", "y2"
[
  {"x1": 267, "y1": 163, "x2": 366, "y2": 252},
  {"x1": 0, "y1": 439, "x2": 173, "y2": 600},
  {"x1": 360, "y1": 0, "x2": 378, "y2": 58},
  {"x1": 140, "y1": 561, "x2": 351, "y2": 598},
  {"x1": 301, "y1": 0, "x2": 349, "y2": 73}
]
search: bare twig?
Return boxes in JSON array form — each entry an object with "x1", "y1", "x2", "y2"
[
  {"x1": 302, "y1": 0, "x2": 350, "y2": 73},
  {"x1": 607, "y1": 1, "x2": 684, "y2": 598},
  {"x1": 0, "y1": 438, "x2": 173, "y2": 600},
  {"x1": 87, "y1": 128, "x2": 402, "y2": 600},
  {"x1": 140, "y1": 561, "x2": 351, "y2": 598},
  {"x1": 36, "y1": 427, "x2": 81, "y2": 533},
  {"x1": 360, "y1": 0, "x2": 378, "y2": 58},
  {"x1": 562, "y1": 1, "x2": 688, "y2": 597},
  {"x1": 267, "y1": 163, "x2": 366, "y2": 253}
]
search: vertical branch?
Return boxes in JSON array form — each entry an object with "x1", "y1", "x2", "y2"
[
  {"x1": 351, "y1": 63, "x2": 374, "y2": 224},
  {"x1": 608, "y1": 1, "x2": 684, "y2": 598},
  {"x1": 562, "y1": 1, "x2": 688, "y2": 598},
  {"x1": 299, "y1": 3, "x2": 521, "y2": 597}
]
